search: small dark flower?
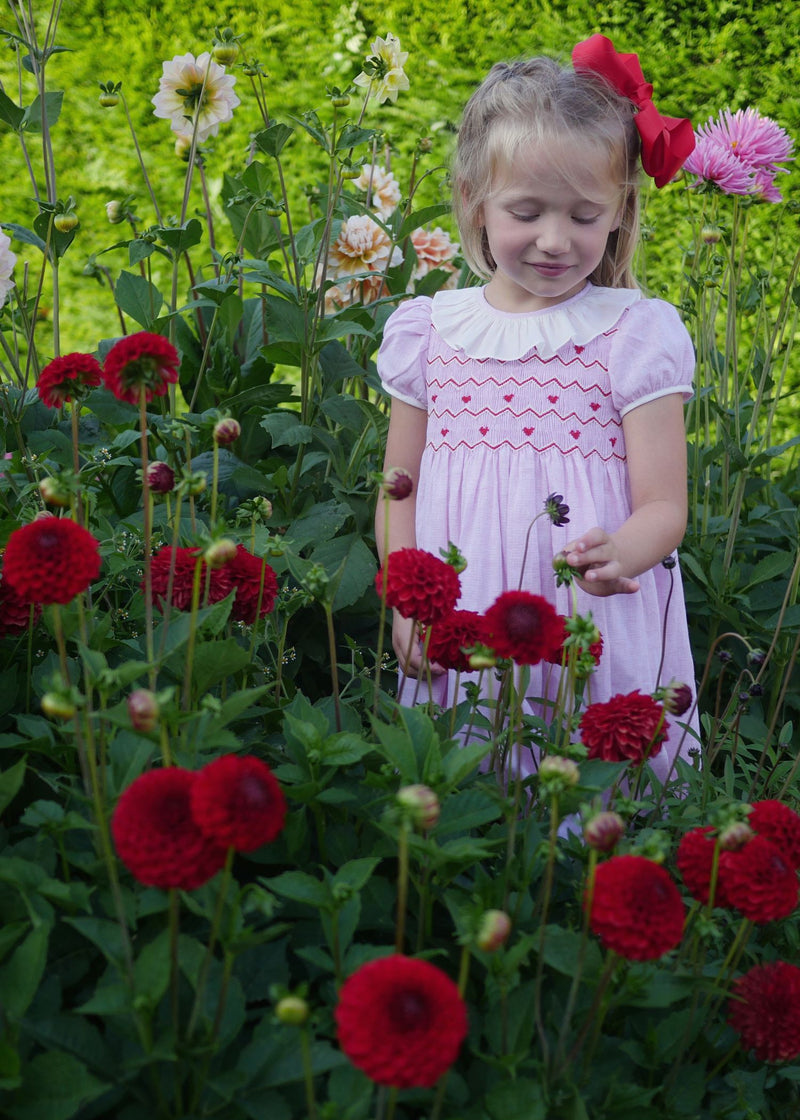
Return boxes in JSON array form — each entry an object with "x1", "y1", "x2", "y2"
[
  {"x1": 661, "y1": 554, "x2": 677, "y2": 570},
  {"x1": 382, "y1": 467, "x2": 413, "y2": 501},
  {"x1": 544, "y1": 491, "x2": 570, "y2": 526},
  {"x1": 146, "y1": 461, "x2": 175, "y2": 493},
  {"x1": 213, "y1": 417, "x2": 241, "y2": 446}
]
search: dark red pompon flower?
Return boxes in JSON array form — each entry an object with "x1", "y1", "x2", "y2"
[
  {"x1": 148, "y1": 545, "x2": 232, "y2": 613},
  {"x1": 376, "y1": 548, "x2": 461, "y2": 625},
  {"x1": 103, "y1": 331, "x2": 180, "y2": 404},
  {"x1": 226, "y1": 546, "x2": 279, "y2": 624},
  {"x1": 729, "y1": 961, "x2": 800, "y2": 1063},
  {"x1": 580, "y1": 690, "x2": 667, "y2": 765},
  {"x1": 191, "y1": 754, "x2": 287, "y2": 852},
  {"x1": 3, "y1": 518, "x2": 101, "y2": 604},
  {"x1": 423, "y1": 609, "x2": 485, "y2": 672},
  {"x1": 36, "y1": 352, "x2": 103, "y2": 408},
  {"x1": 112, "y1": 768, "x2": 227, "y2": 890},
  {"x1": 588, "y1": 854, "x2": 685, "y2": 960},
  {"x1": 482, "y1": 590, "x2": 563, "y2": 665},
  {"x1": 0, "y1": 575, "x2": 42, "y2": 636},
  {"x1": 676, "y1": 825, "x2": 729, "y2": 907},
  {"x1": 718, "y1": 834, "x2": 799, "y2": 923},
  {"x1": 748, "y1": 800, "x2": 800, "y2": 870},
  {"x1": 335, "y1": 955, "x2": 468, "y2": 1087}
]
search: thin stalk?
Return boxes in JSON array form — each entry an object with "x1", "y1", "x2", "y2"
[{"x1": 394, "y1": 819, "x2": 410, "y2": 954}]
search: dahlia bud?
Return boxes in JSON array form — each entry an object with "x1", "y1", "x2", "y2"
[
  {"x1": 538, "y1": 754, "x2": 580, "y2": 794},
  {"x1": 146, "y1": 461, "x2": 175, "y2": 494},
  {"x1": 659, "y1": 679, "x2": 693, "y2": 717},
  {"x1": 39, "y1": 476, "x2": 71, "y2": 508},
  {"x1": 276, "y1": 995, "x2": 310, "y2": 1026},
  {"x1": 328, "y1": 87, "x2": 351, "y2": 108},
  {"x1": 552, "y1": 551, "x2": 575, "y2": 587},
  {"x1": 41, "y1": 691, "x2": 76, "y2": 720},
  {"x1": 184, "y1": 471, "x2": 207, "y2": 496},
  {"x1": 382, "y1": 467, "x2": 413, "y2": 501},
  {"x1": 253, "y1": 496, "x2": 273, "y2": 520},
  {"x1": 468, "y1": 645, "x2": 497, "y2": 671},
  {"x1": 440, "y1": 541, "x2": 467, "y2": 574},
  {"x1": 54, "y1": 211, "x2": 79, "y2": 233},
  {"x1": 303, "y1": 564, "x2": 329, "y2": 599},
  {"x1": 98, "y1": 80, "x2": 121, "y2": 108},
  {"x1": 174, "y1": 135, "x2": 193, "y2": 162},
  {"x1": 718, "y1": 820, "x2": 754, "y2": 851},
  {"x1": 205, "y1": 538, "x2": 237, "y2": 569},
  {"x1": 701, "y1": 223, "x2": 722, "y2": 244},
  {"x1": 105, "y1": 200, "x2": 125, "y2": 224},
  {"x1": 127, "y1": 689, "x2": 159, "y2": 732},
  {"x1": 396, "y1": 784, "x2": 440, "y2": 831},
  {"x1": 583, "y1": 810, "x2": 625, "y2": 852},
  {"x1": 747, "y1": 648, "x2": 766, "y2": 668},
  {"x1": 212, "y1": 27, "x2": 241, "y2": 66},
  {"x1": 475, "y1": 909, "x2": 512, "y2": 952},
  {"x1": 213, "y1": 417, "x2": 241, "y2": 446},
  {"x1": 417, "y1": 136, "x2": 434, "y2": 154}
]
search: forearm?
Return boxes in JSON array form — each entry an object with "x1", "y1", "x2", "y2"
[
  {"x1": 609, "y1": 497, "x2": 687, "y2": 580},
  {"x1": 375, "y1": 494, "x2": 418, "y2": 565}
]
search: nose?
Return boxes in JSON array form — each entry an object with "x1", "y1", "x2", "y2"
[{"x1": 535, "y1": 215, "x2": 570, "y2": 255}]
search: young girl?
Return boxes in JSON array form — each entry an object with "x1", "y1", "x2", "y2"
[{"x1": 376, "y1": 36, "x2": 699, "y2": 780}]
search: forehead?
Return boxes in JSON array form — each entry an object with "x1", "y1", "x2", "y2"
[{"x1": 492, "y1": 136, "x2": 622, "y2": 203}]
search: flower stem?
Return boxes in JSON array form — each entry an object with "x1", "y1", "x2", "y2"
[
  {"x1": 139, "y1": 387, "x2": 155, "y2": 687},
  {"x1": 395, "y1": 819, "x2": 410, "y2": 954}
]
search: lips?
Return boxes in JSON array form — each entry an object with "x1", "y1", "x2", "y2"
[{"x1": 529, "y1": 262, "x2": 571, "y2": 277}]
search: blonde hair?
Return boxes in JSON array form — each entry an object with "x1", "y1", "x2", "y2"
[{"x1": 452, "y1": 56, "x2": 641, "y2": 288}]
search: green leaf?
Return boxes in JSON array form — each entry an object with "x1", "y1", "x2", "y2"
[
  {"x1": 192, "y1": 637, "x2": 251, "y2": 694},
  {"x1": 22, "y1": 90, "x2": 63, "y2": 133},
  {"x1": 6, "y1": 1050, "x2": 108, "y2": 1120},
  {"x1": 0, "y1": 923, "x2": 50, "y2": 1020},
  {"x1": 334, "y1": 123, "x2": 377, "y2": 151},
  {"x1": 261, "y1": 411, "x2": 313, "y2": 449},
  {"x1": 261, "y1": 294, "x2": 309, "y2": 345},
  {"x1": 261, "y1": 870, "x2": 331, "y2": 908},
  {"x1": 486, "y1": 1079, "x2": 547, "y2": 1120},
  {"x1": 1, "y1": 222, "x2": 45, "y2": 252},
  {"x1": 254, "y1": 122, "x2": 295, "y2": 157},
  {"x1": 0, "y1": 89, "x2": 25, "y2": 131},
  {"x1": 310, "y1": 534, "x2": 377, "y2": 611},
  {"x1": 133, "y1": 928, "x2": 172, "y2": 1009},
  {"x1": 285, "y1": 499, "x2": 350, "y2": 551},
  {"x1": 157, "y1": 218, "x2": 204, "y2": 253},
  {"x1": 114, "y1": 270, "x2": 164, "y2": 328},
  {"x1": 538, "y1": 924, "x2": 603, "y2": 979},
  {"x1": 332, "y1": 857, "x2": 381, "y2": 893},
  {"x1": 397, "y1": 203, "x2": 452, "y2": 239},
  {"x1": 0, "y1": 756, "x2": 26, "y2": 815}
]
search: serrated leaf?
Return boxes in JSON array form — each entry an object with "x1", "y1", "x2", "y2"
[
  {"x1": 332, "y1": 857, "x2": 380, "y2": 892},
  {"x1": 22, "y1": 90, "x2": 63, "y2": 133},
  {"x1": 254, "y1": 122, "x2": 295, "y2": 157},
  {"x1": 6, "y1": 1050, "x2": 107, "y2": 1120},
  {"x1": 114, "y1": 270, "x2": 164, "y2": 328},
  {"x1": 262, "y1": 870, "x2": 331, "y2": 908}
]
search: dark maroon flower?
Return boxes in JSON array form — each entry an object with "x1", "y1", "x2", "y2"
[
  {"x1": 749, "y1": 800, "x2": 800, "y2": 870},
  {"x1": 382, "y1": 467, "x2": 414, "y2": 501},
  {"x1": 112, "y1": 768, "x2": 227, "y2": 889},
  {"x1": 423, "y1": 609, "x2": 485, "y2": 672},
  {"x1": 335, "y1": 955, "x2": 468, "y2": 1087},
  {"x1": 588, "y1": 855, "x2": 685, "y2": 960},
  {"x1": 376, "y1": 548, "x2": 461, "y2": 625},
  {"x1": 226, "y1": 546, "x2": 279, "y2": 623},
  {"x1": 148, "y1": 545, "x2": 232, "y2": 613},
  {"x1": 676, "y1": 825, "x2": 729, "y2": 907},
  {"x1": 0, "y1": 575, "x2": 42, "y2": 635},
  {"x1": 103, "y1": 332, "x2": 180, "y2": 404},
  {"x1": 729, "y1": 961, "x2": 800, "y2": 1063},
  {"x1": 543, "y1": 614, "x2": 603, "y2": 671},
  {"x1": 580, "y1": 690, "x2": 667, "y2": 765},
  {"x1": 36, "y1": 352, "x2": 103, "y2": 408},
  {"x1": 482, "y1": 590, "x2": 563, "y2": 665},
  {"x1": 3, "y1": 518, "x2": 101, "y2": 604},
  {"x1": 146, "y1": 461, "x2": 175, "y2": 494},
  {"x1": 719, "y1": 834, "x2": 799, "y2": 923},
  {"x1": 191, "y1": 754, "x2": 287, "y2": 852}
]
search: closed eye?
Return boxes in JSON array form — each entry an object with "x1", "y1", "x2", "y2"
[{"x1": 573, "y1": 215, "x2": 601, "y2": 225}]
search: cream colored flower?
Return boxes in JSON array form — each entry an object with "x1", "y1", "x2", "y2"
[
  {"x1": 327, "y1": 214, "x2": 402, "y2": 281},
  {"x1": 322, "y1": 275, "x2": 388, "y2": 314},
  {"x1": 152, "y1": 51, "x2": 240, "y2": 142},
  {"x1": 353, "y1": 164, "x2": 401, "y2": 219},
  {"x1": 0, "y1": 228, "x2": 17, "y2": 309},
  {"x1": 409, "y1": 226, "x2": 459, "y2": 284},
  {"x1": 353, "y1": 33, "x2": 409, "y2": 104}
]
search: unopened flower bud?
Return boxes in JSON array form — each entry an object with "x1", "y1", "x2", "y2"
[
  {"x1": 396, "y1": 784, "x2": 440, "y2": 831},
  {"x1": 54, "y1": 211, "x2": 79, "y2": 233},
  {"x1": 468, "y1": 645, "x2": 496, "y2": 671},
  {"x1": 476, "y1": 909, "x2": 511, "y2": 952},
  {"x1": 276, "y1": 995, "x2": 310, "y2": 1025},
  {"x1": 184, "y1": 471, "x2": 207, "y2": 496},
  {"x1": 538, "y1": 754, "x2": 580, "y2": 794},
  {"x1": 39, "y1": 476, "x2": 71, "y2": 508},
  {"x1": 583, "y1": 810, "x2": 625, "y2": 852},
  {"x1": 205, "y1": 538, "x2": 237, "y2": 569},
  {"x1": 253, "y1": 496, "x2": 273, "y2": 519},
  {"x1": 382, "y1": 467, "x2": 413, "y2": 501},
  {"x1": 719, "y1": 821, "x2": 753, "y2": 851},
  {"x1": 552, "y1": 551, "x2": 575, "y2": 587},
  {"x1": 127, "y1": 688, "x2": 159, "y2": 732},
  {"x1": 105, "y1": 200, "x2": 125, "y2": 224},
  {"x1": 747, "y1": 648, "x2": 766, "y2": 668},
  {"x1": 98, "y1": 80, "x2": 121, "y2": 108},
  {"x1": 660, "y1": 679, "x2": 693, "y2": 717},
  {"x1": 701, "y1": 224, "x2": 722, "y2": 244},
  {"x1": 213, "y1": 417, "x2": 241, "y2": 446},
  {"x1": 303, "y1": 563, "x2": 329, "y2": 599},
  {"x1": 41, "y1": 692, "x2": 76, "y2": 720},
  {"x1": 417, "y1": 137, "x2": 433, "y2": 153},
  {"x1": 146, "y1": 461, "x2": 175, "y2": 494},
  {"x1": 174, "y1": 135, "x2": 193, "y2": 162}
]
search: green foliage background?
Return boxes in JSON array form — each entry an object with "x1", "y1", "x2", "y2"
[{"x1": 1, "y1": 0, "x2": 798, "y2": 350}]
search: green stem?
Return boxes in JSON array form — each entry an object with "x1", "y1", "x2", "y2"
[
  {"x1": 300, "y1": 1026, "x2": 319, "y2": 1120},
  {"x1": 395, "y1": 819, "x2": 410, "y2": 954},
  {"x1": 186, "y1": 847, "x2": 235, "y2": 1041}
]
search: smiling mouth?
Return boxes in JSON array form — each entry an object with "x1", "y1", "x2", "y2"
[{"x1": 530, "y1": 262, "x2": 571, "y2": 275}]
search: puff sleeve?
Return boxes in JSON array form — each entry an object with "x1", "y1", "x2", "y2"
[
  {"x1": 609, "y1": 299, "x2": 694, "y2": 417},
  {"x1": 376, "y1": 296, "x2": 433, "y2": 410}
]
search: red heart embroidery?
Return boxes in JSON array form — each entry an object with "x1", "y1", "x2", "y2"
[
  {"x1": 431, "y1": 394, "x2": 437, "y2": 401},
  {"x1": 574, "y1": 344, "x2": 584, "y2": 354},
  {"x1": 504, "y1": 393, "x2": 514, "y2": 402},
  {"x1": 479, "y1": 426, "x2": 489, "y2": 436},
  {"x1": 462, "y1": 395, "x2": 471, "y2": 403},
  {"x1": 570, "y1": 430, "x2": 580, "y2": 439},
  {"x1": 523, "y1": 426, "x2": 534, "y2": 436},
  {"x1": 610, "y1": 437, "x2": 617, "y2": 446},
  {"x1": 441, "y1": 428, "x2": 449, "y2": 436},
  {"x1": 548, "y1": 395, "x2": 559, "y2": 403},
  {"x1": 590, "y1": 401, "x2": 601, "y2": 411}
]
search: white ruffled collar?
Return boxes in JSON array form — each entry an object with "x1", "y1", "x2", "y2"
[{"x1": 430, "y1": 283, "x2": 641, "y2": 360}]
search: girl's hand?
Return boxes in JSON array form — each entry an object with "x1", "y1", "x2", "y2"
[
  {"x1": 391, "y1": 612, "x2": 446, "y2": 678},
  {"x1": 563, "y1": 527, "x2": 640, "y2": 597}
]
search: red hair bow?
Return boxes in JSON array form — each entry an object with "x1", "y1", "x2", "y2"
[{"x1": 572, "y1": 34, "x2": 695, "y2": 188}]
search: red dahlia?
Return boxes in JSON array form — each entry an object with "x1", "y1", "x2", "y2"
[
  {"x1": 423, "y1": 609, "x2": 485, "y2": 671},
  {"x1": 3, "y1": 518, "x2": 101, "y2": 604},
  {"x1": 36, "y1": 352, "x2": 103, "y2": 408},
  {"x1": 112, "y1": 768, "x2": 227, "y2": 890},
  {"x1": 103, "y1": 331, "x2": 180, "y2": 404},
  {"x1": 588, "y1": 855, "x2": 685, "y2": 960},
  {"x1": 335, "y1": 955, "x2": 468, "y2": 1088},
  {"x1": 226, "y1": 546, "x2": 279, "y2": 624},
  {"x1": 729, "y1": 961, "x2": 800, "y2": 1063},
  {"x1": 676, "y1": 826, "x2": 729, "y2": 907},
  {"x1": 148, "y1": 545, "x2": 233, "y2": 613},
  {"x1": 579, "y1": 690, "x2": 667, "y2": 765},
  {"x1": 191, "y1": 754, "x2": 287, "y2": 852},
  {"x1": 718, "y1": 834, "x2": 799, "y2": 923},
  {"x1": 482, "y1": 590, "x2": 563, "y2": 665},
  {"x1": 748, "y1": 800, "x2": 800, "y2": 870},
  {"x1": 376, "y1": 548, "x2": 461, "y2": 625},
  {"x1": 544, "y1": 614, "x2": 604, "y2": 671},
  {"x1": 0, "y1": 575, "x2": 42, "y2": 636}
]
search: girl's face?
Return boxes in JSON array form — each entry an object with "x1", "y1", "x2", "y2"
[{"x1": 479, "y1": 140, "x2": 623, "y2": 313}]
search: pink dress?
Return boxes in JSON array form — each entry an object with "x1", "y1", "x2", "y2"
[{"x1": 377, "y1": 283, "x2": 699, "y2": 780}]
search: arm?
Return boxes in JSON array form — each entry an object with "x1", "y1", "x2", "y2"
[
  {"x1": 376, "y1": 400, "x2": 440, "y2": 675},
  {"x1": 562, "y1": 393, "x2": 688, "y2": 596}
]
